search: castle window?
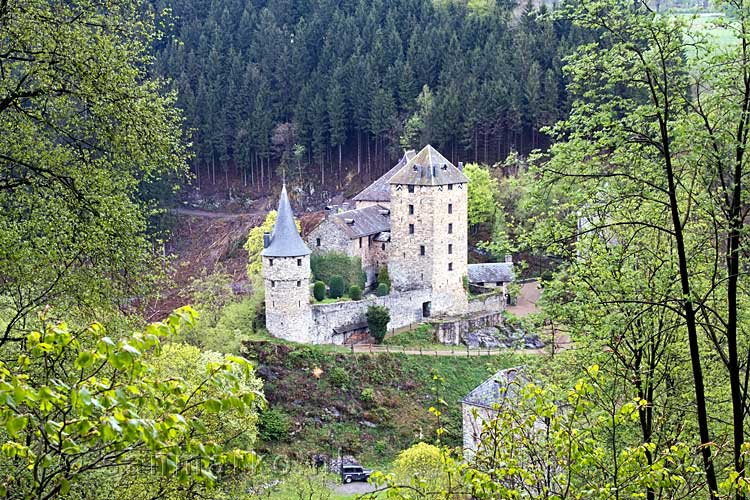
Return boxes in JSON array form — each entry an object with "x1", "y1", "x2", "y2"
[
  {"x1": 408, "y1": 185, "x2": 415, "y2": 193},
  {"x1": 448, "y1": 243, "x2": 453, "y2": 254},
  {"x1": 448, "y1": 184, "x2": 453, "y2": 191},
  {"x1": 271, "y1": 280, "x2": 275, "y2": 287},
  {"x1": 297, "y1": 280, "x2": 301, "y2": 287},
  {"x1": 381, "y1": 243, "x2": 385, "y2": 250},
  {"x1": 409, "y1": 204, "x2": 414, "y2": 215},
  {"x1": 269, "y1": 258, "x2": 274, "y2": 266},
  {"x1": 359, "y1": 237, "x2": 363, "y2": 248},
  {"x1": 448, "y1": 262, "x2": 453, "y2": 271},
  {"x1": 297, "y1": 258, "x2": 302, "y2": 266},
  {"x1": 448, "y1": 203, "x2": 453, "y2": 214},
  {"x1": 409, "y1": 224, "x2": 415, "y2": 234},
  {"x1": 448, "y1": 223, "x2": 453, "y2": 234},
  {"x1": 316, "y1": 238, "x2": 321, "y2": 247},
  {"x1": 420, "y1": 245, "x2": 425, "y2": 256}
]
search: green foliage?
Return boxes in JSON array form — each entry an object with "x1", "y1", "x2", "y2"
[
  {"x1": 150, "y1": 0, "x2": 575, "y2": 189},
  {"x1": 360, "y1": 387, "x2": 375, "y2": 404},
  {"x1": 258, "y1": 407, "x2": 291, "y2": 442},
  {"x1": 376, "y1": 282, "x2": 390, "y2": 297},
  {"x1": 0, "y1": 0, "x2": 190, "y2": 336},
  {"x1": 384, "y1": 324, "x2": 436, "y2": 347},
  {"x1": 328, "y1": 275, "x2": 345, "y2": 299},
  {"x1": 366, "y1": 305, "x2": 391, "y2": 344},
  {"x1": 377, "y1": 266, "x2": 391, "y2": 288},
  {"x1": 464, "y1": 163, "x2": 499, "y2": 229},
  {"x1": 311, "y1": 252, "x2": 366, "y2": 290},
  {"x1": 313, "y1": 281, "x2": 326, "y2": 301},
  {"x1": 349, "y1": 284, "x2": 362, "y2": 300},
  {"x1": 392, "y1": 442, "x2": 449, "y2": 492},
  {"x1": 0, "y1": 307, "x2": 263, "y2": 498},
  {"x1": 328, "y1": 366, "x2": 351, "y2": 388}
]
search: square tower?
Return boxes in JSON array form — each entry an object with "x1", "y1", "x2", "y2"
[{"x1": 387, "y1": 145, "x2": 469, "y2": 316}]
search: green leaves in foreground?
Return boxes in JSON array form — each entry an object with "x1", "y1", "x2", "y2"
[{"x1": 0, "y1": 306, "x2": 264, "y2": 499}]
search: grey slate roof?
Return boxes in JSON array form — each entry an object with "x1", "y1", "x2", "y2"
[
  {"x1": 352, "y1": 150, "x2": 416, "y2": 202},
  {"x1": 261, "y1": 185, "x2": 311, "y2": 257},
  {"x1": 331, "y1": 205, "x2": 391, "y2": 239},
  {"x1": 467, "y1": 263, "x2": 514, "y2": 284},
  {"x1": 462, "y1": 367, "x2": 528, "y2": 410},
  {"x1": 389, "y1": 145, "x2": 469, "y2": 186}
]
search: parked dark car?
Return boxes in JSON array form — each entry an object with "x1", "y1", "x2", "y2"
[{"x1": 341, "y1": 464, "x2": 372, "y2": 483}]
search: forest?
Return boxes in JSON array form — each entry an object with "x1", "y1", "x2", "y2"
[
  {"x1": 3, "y1": 0, "x2": 750, "y2": 499},
  {"x1": 148, "y1": 0, "x2": 582, "y2": 191}
]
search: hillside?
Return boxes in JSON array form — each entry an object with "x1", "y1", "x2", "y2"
[{"x1": 244, "y1": 341, "x2": 524, "y2": 466}]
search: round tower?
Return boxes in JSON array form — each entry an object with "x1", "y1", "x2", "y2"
[{"x1": 261, "y1": 185, "x2": 313, "y2": 343}]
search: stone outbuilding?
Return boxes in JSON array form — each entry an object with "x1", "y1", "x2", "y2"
[{"x1": 461, "y1": 366, "x2": 528, "y2": 458}]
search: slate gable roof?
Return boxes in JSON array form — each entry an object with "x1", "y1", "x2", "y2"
[
  {"x1": 389, "y1": 144, "x2": 469, "y2": 186},
  {"x1": 352, "y1": 150, "x2": 416, "y2": 202},
  {"x1": 467, "y1": 263, "x2": 514, "y2": 284},
  {"x1": 462, "y1": 367, "x2": 528, "y2": 410},
  {"x1": 331, "y1": 204, "x2": 391, "y2": 239},
  {"x1": 261, "y1": 185, "x2": 311, "y2": 257}
]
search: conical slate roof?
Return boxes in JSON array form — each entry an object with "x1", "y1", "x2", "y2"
[
  {"x1": 389, "y1": 144, "x2": 469, "y2": 186},
  {"x1": 261, "y1": 185, "x2": 311, "y2": 257}
]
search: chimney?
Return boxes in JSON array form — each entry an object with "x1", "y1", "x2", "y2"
[
  {"x1": 344, "y1": 218, "x2": 355, "y2": 225},
  {"x1": 263, "y1": 232, "x2": 271, "y2": 248},
  {"x1": 505, "y1": 254, "x2": 513, "y2": 264},
  {"x1": 458, "y1": 161, "x2": 464, "y2": 171}
]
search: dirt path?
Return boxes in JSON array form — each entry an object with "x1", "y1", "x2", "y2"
[
  {"x1": 506, "y1": 281, "x2": 541, "y2": 317},
  {"x1": 173, "y1": 207, "x2": 259, "y2": 219}
]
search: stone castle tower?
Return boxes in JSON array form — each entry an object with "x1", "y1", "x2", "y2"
[
  {"x1": 387, "y1": 145, "x2": 469, "y2": 316},
  {"x1": 261, "y1": 185, "x2": 313, "y2": 342}
]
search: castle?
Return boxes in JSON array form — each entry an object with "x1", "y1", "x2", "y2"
[{"x1": 261, "y1": 145, "x2": 513, "y2": 344}]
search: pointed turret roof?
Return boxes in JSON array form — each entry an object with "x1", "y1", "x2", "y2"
[
  {"x1": 389, "y1": 145, "x2": 469, "y2": 186},
  {"x1": 261, "y1": 185, "x2": 311, "y2": 257}
]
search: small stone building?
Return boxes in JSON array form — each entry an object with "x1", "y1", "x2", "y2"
[
  {"x1": 461, "y1": 366, "x2": 528, "y2": 458},
  {"x1": 467, "y1": 259, "x2": 514, "y2": 297}
]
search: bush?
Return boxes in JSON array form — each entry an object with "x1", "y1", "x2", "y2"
[
  {"x1": 377, "y1": 266, "x2": 391, "y2": 287},
  {"x1": 259, "y1": 407, "x2": 291, "y2": 442},
  {"x1": 367, "y1": 305, "x2": 390, "y2": 344},
  {"x1": 393, "y1": 442, "x2": 448, "y2": 491},
  {"x1": 313, "y1": 281, "x2": 326, "y2": 301},
  {"x1": 360, "y1": 387, "x2": 375, "y2": 403},
  {"x1": 375, "y1": 282, "x2": 389, "y2": 296},
  {"x1": 329, "y1": 366, "x2": 350, "y2": 387},
  {"x1": 311, "y1": 252, "x2": 366, "y2": 289},
  {"x1": 329, "y1": 275, "x2": 345, "y2": 299},
  {"x1": 349, "y1": 284, "x2": 362, "y2": 300}
]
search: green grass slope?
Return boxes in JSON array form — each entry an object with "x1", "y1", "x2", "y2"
[{"x1": 243, "y1": 341, "x2": 521, "y2": 466}]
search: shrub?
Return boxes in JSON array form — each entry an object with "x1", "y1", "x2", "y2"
[
  {"x1": 375, "y1": 282, "x2": 389, "y2": 296},
  {"x1": 377, "y1": 266, "x2": 391, "y2": 287},
  {"x1": 360, "y1": 387, "x2": 375, "y2": 403},
  {"x1": 349, "y1": 284, "x2": 362, "y2": 300},
  {"x1": 329, "y1": 275, "x2": 345, "y2": 299},
  {"x1": 329, "y1": 366, "x2": 350, "y2": 387},
  {"x1": 311, "y1": 252, "x2": 365, "y2": 289},
  {"x1": 393, "y1": 442, "x2": 448, "y2": 491},
  {"x1": 259, "y1": 407, "x2": 291, "y2": 442},
  {"x1": 313, "y1": 281, "x2": 326, "y2": 301},
  {"x1": 366, "y1": 305, "x2": 390, "y2": 344}
]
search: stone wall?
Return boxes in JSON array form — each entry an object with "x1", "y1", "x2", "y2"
[
  {"x1": 462, "y1": 403, "x2": 497, "y2": 459},
  {"x1": 432, "y1": 311, "x2": 505, "y2": 345},
  {"x1": 310, "y1": 289, "x2": 433, "y2": 344},
  {"x1": 468, "y1": 290, "x2": 505, "y2": 314},
  {"x1": 306, "y1": 218, "x2": 351, "y2": 255},
  {"x1": 263, "y1": 254, "x2": 313, "y2": 343}
]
